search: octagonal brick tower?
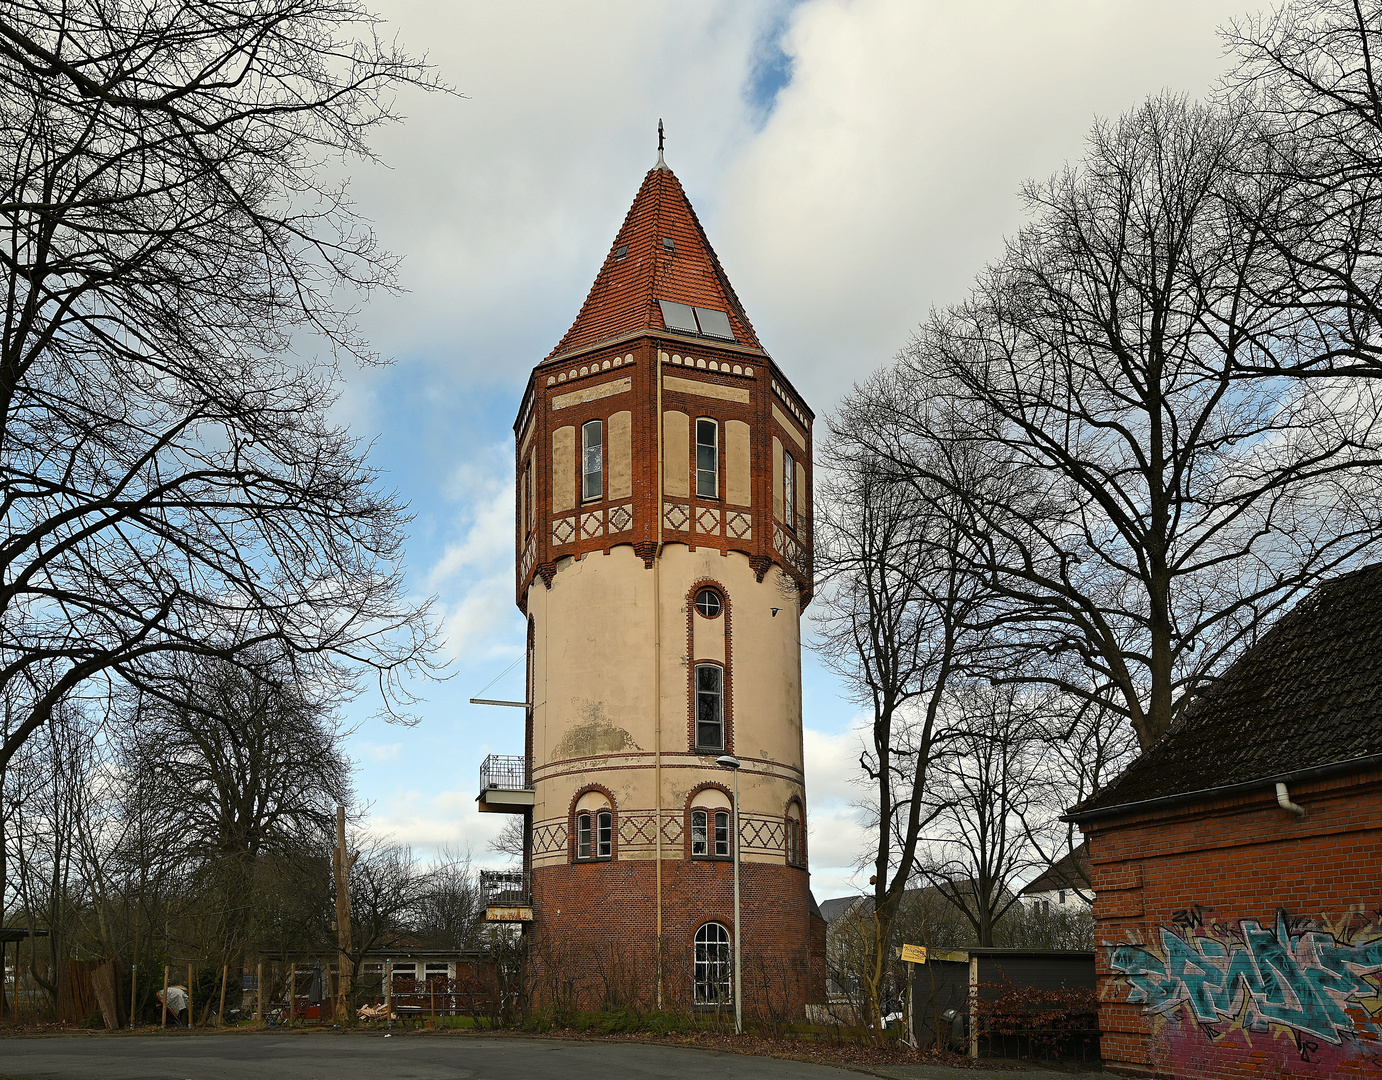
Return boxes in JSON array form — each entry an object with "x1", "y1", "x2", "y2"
[{"x1": 504, "y1": 152, "x2": 824, "y2": 1014}]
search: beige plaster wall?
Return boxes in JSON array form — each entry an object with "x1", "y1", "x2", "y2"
[
  {"x1": 526, "y1": 544, "x2": 805, "y2": 867},
  {"x1": 608, "y1": 410, "x2": 632, "y2": 500},
  {"x1": 725, "y1": 420, "x2": 751, "y2": 506},
  {"x1": 663, "y1": 411, "x2": 689, "y2": 498}
]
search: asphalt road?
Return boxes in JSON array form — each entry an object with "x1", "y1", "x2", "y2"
[{"x1": 0, "y1": 1032, "x2": 863, "y2": 1080}]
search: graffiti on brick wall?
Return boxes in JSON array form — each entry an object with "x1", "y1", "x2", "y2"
[{"x1": 1109, "y1": 909, "x2": 1382, "y2": 1064}]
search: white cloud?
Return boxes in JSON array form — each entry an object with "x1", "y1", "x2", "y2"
[
  {"x1": 365, "y1": 786, "x2": 512, "y2": 868},
  {"x1": 359, "y1": 742, "x2": 402, "y2": 763},
  {"x1": 720, "y1": 0, "x2": 1253, "y2": 410},
  {"x1": 423, "y1": 445, "x2": 526, "y2": 662},
  {"x1": 804, "y1": 723, "x2": 871, "y2": 898}
]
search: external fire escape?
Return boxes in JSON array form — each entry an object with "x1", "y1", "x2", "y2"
[{"x1": 476, "y1": 753, "x2": 534, "y2": 923}]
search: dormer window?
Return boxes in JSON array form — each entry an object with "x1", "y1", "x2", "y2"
[
  {"x1": 661, "y1": 237, "x2": 675, "y2": 252},
  {"x1": 614, "y1": 244, "x2": 628, "y2": 261}
]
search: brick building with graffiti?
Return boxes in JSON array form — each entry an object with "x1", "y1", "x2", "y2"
[{"x1": 1067, "y1": 563, "x2": 1382, "y2": 1080}]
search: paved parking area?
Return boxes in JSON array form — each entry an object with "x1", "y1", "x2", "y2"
[{"x1": 0, "y1": 1032, "x2": 1087, "y2": 1080}]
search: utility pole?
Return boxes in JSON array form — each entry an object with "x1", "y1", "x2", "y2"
[
  {"x1": 333, "y1": 805, "x2": 353, "y2": 1021},
  {"x1": 716, "y1": 755, "x2": 743, "y2": 1035}
]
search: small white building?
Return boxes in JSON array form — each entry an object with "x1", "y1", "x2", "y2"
[{"x1": 1019, "y1": 843, "x2": 1093, "y2": 914}]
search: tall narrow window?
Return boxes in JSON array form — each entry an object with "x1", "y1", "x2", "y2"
[
  {"x1": 576, "y1": 812, "x2": 592, "y2": 859},
  {"x1": 524, "y1": 457, "x2": 534, "y2": 536},
  {"x1": 696, "y1": 419, "x2": 718, "y2": 498},
  {"x1": 597, "y1": 810, "x2": 613, "y2": 858},
  {"x1": 691, "y1": 809, "x2": 708, "y2": 855},
  {"x1": 694, "y1": 923, "x2": 732, "y2": 1005},
  {"x1": 695, "y1": 664, "x2": 723, "y2": 750},
  {"x1": 581, "y1": 420, "x2": 603, "y2": 501},
  {"x1": 783, "y1": 449, "x2": 796, "y2": 531},
  {"x1": 714, "y1": 810, "x2": 730, "y2": 857}
]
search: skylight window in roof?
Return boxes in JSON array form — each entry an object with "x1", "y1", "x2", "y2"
[
  {"x1": 694, "y1": 307, "x2": 734, "y2": 341},
  {"x1": 657, "y1": 301, "x2": 737, "y2": 342},
  {"x1": 661, "y1": 237, "x2": 675, "y2": 252},
  {"x1": 658, "y1": 300, "x2": 699, "y2": 334},
  {"x1": 614, "y1": 245, "x2": 628, "y2": 261}
]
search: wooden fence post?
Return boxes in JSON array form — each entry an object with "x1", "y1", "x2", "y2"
[
  {"x1": 256, "y1": 962, "x2": 263, "y2": 1022},
  {"x1": 289, "y1": 963, "x2": 296, "y2": 1024},
  {"x1": 161, "y1": 965, "x2": 169, "y2": 1027},
  {"x1": 217, "y1": 964, "x2": 228, "y2": 1026},
  {"x1": 187, "y1": 964, "x2": 193, "y2": 1028}
]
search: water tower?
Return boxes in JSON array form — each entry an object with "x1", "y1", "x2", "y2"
[{"x1": 480, "y1": 142, "x2": 824, "y2": 1013}]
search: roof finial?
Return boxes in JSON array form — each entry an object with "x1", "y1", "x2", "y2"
[{"x1": 656, "y1": 118, "x2": 668, "y2": 170}]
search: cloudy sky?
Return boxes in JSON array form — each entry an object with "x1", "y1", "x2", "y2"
[{"x1": 336, "y1": 0, "x2": 1257, "y2": 901}]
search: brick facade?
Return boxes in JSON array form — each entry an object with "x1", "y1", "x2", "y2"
[
  {"x1": 513, "y1": 337, "x2": 814, "y2": 612},
  {"x1": 527, "y1": 860, "x2": 825, "y2": 1015},
  {"x1": 1079, "y1": 767, "x2": 1382, "y2": 1079}
]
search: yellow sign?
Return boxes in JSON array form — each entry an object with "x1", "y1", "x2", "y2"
[
  {"x1": 899, "y1": 944, "x2": 927, "y2": 964},
  {"x1": 485, "y1": 905, "x2": 534, "y2": 923}
]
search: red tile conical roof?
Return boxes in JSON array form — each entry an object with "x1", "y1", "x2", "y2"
[{"x1": 547, "y1": 163, "x2": 762, "y2": 360}]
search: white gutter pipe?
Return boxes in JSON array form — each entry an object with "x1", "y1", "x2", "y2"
[{"x1": 1275, "y1": 782, "x2": 1306, "y2": 817}]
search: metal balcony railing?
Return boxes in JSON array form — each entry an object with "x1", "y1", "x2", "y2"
[
  {"x1": 480, "y1": 868, "x2": 530, "y2": 906},
  {"x1": 479, "y1": 753, "x2": 529, "y2": 792}
]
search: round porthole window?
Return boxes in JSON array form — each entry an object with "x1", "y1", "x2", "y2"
[{"x1": 694, "y1": 588, "x2": 723, "y2": 618}]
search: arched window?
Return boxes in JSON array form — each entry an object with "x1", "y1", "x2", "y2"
[
  {"x1": 695, "y1": 418, "x2": 718, "y2": 498},
  {"x1": 581, "y1": 419, "x2": 603, "y2": 501},
  {"x1": 690, "y1": 808, "x2": 731, "y2": 858},
  {"x1": 576, "y1": 811, "x2": 592, "y2": 859},
  {"x1": 693, "y1": 923, "x2": 732, "y2": 1005},
  {"x1": 785, "y1": 802, "x2": 804, "y2": 867},
  {"x1": 694, "y1": 664, "x2": 723, "y2": 750},
  {"x1": 575, "y1": 809, "x2": 613, "y2": 861}
]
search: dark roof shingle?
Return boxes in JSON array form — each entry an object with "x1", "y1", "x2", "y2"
[
  {"x1": 546, "y1": 165, "x2": 762, "y2": 360},
  {"x1": 1074, "y1": 563, "x2": 1382, "y2": 816}
]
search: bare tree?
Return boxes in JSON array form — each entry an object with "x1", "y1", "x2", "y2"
[
  {"x1": 118, "y1": 650, "x2": 351, "y2": 982},
  {"x1": 850, "y1": 95, "x2": 1382, "y2": 753},
  {"x1": 812, "y1": 434, "x2": 989, "y2": 1040},
  {"x1": 414, "y1": 844, "x2": 484, "y2": 952},
  {"x1": 0, "y1": 0, "x2": 444, "y2": 774},
  {"x1": 1222, "y1": 0, "x2": 1382, "y2": 378},
  {"x1": 488, "y1": 819, "x2": 526, "y2": 862},
  {"x1": 916, "y1": 686, "x2": 1044, "y2": 947},
  {"x1": 346, "y1": 837, "x2": 418, "y2": 975}
]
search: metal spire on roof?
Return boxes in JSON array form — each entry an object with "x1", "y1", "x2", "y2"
[{"x1": 656, "y1": 118, "x2": 668, "y2": 170}]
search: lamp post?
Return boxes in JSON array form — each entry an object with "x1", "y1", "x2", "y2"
[{"x1": 715, "y1": 754, "x2": 742, "y2": 1035}]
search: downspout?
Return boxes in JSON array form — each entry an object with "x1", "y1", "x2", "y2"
[
  {"x1": 654, "y1": 346, "x2": 664, "y2": 1009},
  {"x1": 1275, "y1": 782, "x2": 1306, "y2": 817}
]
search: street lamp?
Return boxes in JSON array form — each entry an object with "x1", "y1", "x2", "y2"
[{"x1": 715, "y1": 753, "x2": 742, "y2": 1035}]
